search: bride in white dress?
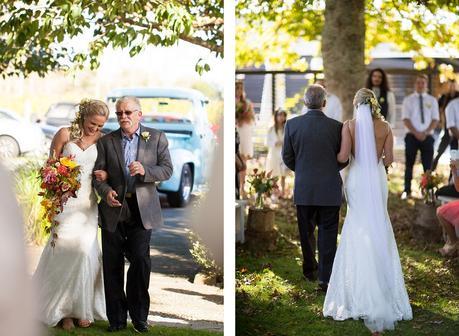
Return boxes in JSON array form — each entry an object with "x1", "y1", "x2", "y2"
[
  {"x1": 33, "y1": 100, "x2": 109, "y2": 330},
  {"x1": 323, "y1": 89, "x2": 412, "y2": 334}
]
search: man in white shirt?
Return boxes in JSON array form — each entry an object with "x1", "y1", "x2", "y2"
[
  {"x1": 446, "y1": 97, "x2": 459, "y2": 144},
  {"x1": 401, "y1": 74, "x2": 439, "y2": 199},
  {"x1": 301, "y1": 79, "x2": 343, "y2": 122}
]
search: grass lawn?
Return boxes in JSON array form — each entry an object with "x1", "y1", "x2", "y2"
[
  {"x1": 48, "y1": 321, "x2": 221, "y2": 335},
  {"x1": 236, "y1": 164, "x2": 459, "y2": 335}
]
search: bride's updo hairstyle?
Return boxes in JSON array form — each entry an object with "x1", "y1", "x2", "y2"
[
  {"x1": 69, "y1": 99, "x2": 109, "y2": 140},
  {"x1": 353, "y1": 88, "x2": 384, "y2": 120}
]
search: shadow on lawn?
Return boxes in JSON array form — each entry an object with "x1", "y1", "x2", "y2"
[
  {"x1": 236, "y1": 189, "x2": 459, "y2": 336},
  {"x1": 236, "y1": 242, "x2": 459, "y2": 336}
]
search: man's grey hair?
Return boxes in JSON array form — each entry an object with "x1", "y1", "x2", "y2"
[
  {"x1": 304, "y1": 84, "x2": 326, "y2": 109},
  {"x1": 115, "y1": 96, "x2": 141, "y2": 111}
]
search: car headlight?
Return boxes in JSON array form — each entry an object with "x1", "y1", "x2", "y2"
[{"x1": 167, "y1": 138, "x2": 176, "y2": 149}]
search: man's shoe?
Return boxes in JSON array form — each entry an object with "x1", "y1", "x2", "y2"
[
  {"x1": 318, "y1": 282, "x2": 328, "y2": 292},
  {"x1": 303, "y1": 272, "x2": 317, "y2": 282},
  {"x1": 107, "y1": 324, "x2": 127, "y2": 332},
  {"x1": 400, "y1": 191, "x2": 411, "y2": 200},
  {"x1": 133, "y1": 321, "x2": 149, "y2": 333}
]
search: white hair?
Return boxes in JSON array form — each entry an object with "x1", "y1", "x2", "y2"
[
  {"x1": 304, "y1": 84, "x2": 326, "y2": 109},
  {"x1": 115, "y1": 96, "x2": 141, "y2": 111}
]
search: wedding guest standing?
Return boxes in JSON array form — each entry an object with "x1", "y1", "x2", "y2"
[
  {"x1": 446, "y1": 95, "x2": 459, "y2": 145},
  {"x1": 365, "y1": 68, "x2": 396, "y2": 126},
  {"x1": 433, "y1": 79, "x2": 459, "y2": 170},
  {"x1": 266, "y1": 108, "x2": 288, "y2": 197},
  {"x1": 401, "y1": 74, "x2": 439, "y2": 200},
  {"x1": 236, "y1": 80, "x2": 255, "y2": 198}
]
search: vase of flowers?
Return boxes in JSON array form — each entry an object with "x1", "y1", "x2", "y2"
[
  {"x1": 414, "y1": 170, "x2": 445, "y2": 243},
  {"x1": 247, "y1": 169, "x2": 279, "y2": 209},
  {"x1": 245, "y1": 169, "x2": 279, "y2": 249},
  {"x1": 419, "y1": 170, "x2": 443, "y2": 205}
]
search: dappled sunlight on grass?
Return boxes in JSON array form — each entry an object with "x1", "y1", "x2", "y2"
[{"x1": 237, "y1": 162, "x2": 459, "y2": 335}]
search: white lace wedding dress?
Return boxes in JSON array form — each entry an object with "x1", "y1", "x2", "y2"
[
  {"x1": 33, "y1": 142, "x2": 106, "y2": 326},
  {"x1": 323, "y1": 104, "x2": 412, "y2": 332}
]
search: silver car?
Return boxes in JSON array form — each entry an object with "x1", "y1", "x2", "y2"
[{"x1": 0, "y1": 109, "x2": 46, "y2": 159}]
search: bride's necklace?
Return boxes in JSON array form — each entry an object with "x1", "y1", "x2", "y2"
[{"x1": 77, "y1": 137, "x2": 95, "y2": 151}]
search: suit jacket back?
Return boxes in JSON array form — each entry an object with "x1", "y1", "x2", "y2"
[{"x1": 282, "y1": 110, "x2": 344, "y2": 206}]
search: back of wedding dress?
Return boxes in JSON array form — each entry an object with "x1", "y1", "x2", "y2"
[{"x1": 323, "y1": 104, "x2": 412, "y2": 333}]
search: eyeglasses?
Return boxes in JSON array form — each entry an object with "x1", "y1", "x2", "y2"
[{"x1": 115, "y1": 110, "x2": 138, "y2": 117}]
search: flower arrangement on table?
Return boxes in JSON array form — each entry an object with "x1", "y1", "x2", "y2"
[
  {"x1": 38, "y1": 155, "x2": 81, "y2": 247},
  {"x1": 419, "y1": 170, "x2": 443, "y2": 204},
  {"x1": 247, "y1": 169, "x2": 279, "y2": 209}
]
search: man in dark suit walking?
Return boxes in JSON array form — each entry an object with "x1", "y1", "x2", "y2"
[
  {"x1": 282, "y1": 84, "x2": 346, "y2": 291},
  {"x1": 93, "y1": 96, "x2": 173, "y2": 333}
]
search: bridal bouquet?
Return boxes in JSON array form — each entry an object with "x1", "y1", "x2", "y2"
[
  {"x1": 247, "y1": 169, "x2": 279, "y2": 209},
  {"x1": 419, "y1": 170, "x2": 443, "y2": 204},
  {"x1": 38, "y1": 155, "x2": 81, "y2": 247}
]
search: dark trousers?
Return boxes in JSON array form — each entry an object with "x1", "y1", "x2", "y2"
[
  {"x1": 404, "y1": 133, "x2": 435, "y2": 193},
  {"x1": 296, "y1": 205, "x2": 339, "y2": 283},
  {"x1": 102, "y1": 195, "x2": 152, "y2": 326},
  {"x1": 432, "y1": 129, "x2": 458, "y2": 171},
  {"x1": 436, "y1": 184, "x2": 459, "y2": 198}
]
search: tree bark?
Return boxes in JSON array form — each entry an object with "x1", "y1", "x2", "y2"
[{"x1": 322, "y1": 0, "x2": 366, "y2": 121}]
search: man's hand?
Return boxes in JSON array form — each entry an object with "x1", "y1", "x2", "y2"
[
  {"x1": 129, "y1": 161, "x2": 145, "y2": 176},
  {"x1": 415, "y1": 131, "x2": 427, "y2": 142},
  {"x1": 107, "y1": 190, "x2": 122, "y2": 207},
  {"x1": 94, "y1": 170, "x2": 108, "y2": 182}
]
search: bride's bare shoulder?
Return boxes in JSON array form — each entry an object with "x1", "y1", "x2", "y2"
[
  {"x1": 53, "y1": 127, "x2": 71, "y2": 143},
  {"x1": 374, "y1": 119, "x2": 391, "y2": 131}
]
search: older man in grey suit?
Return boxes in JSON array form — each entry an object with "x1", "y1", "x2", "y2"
[
  {"x1": 282, "y1": 84, "x2": 346, "y2": 292},
  {"x1": 93, "y1": 96, "x2": 173, "y2": 333}
]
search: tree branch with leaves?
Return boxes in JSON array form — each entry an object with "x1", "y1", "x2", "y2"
[{"x1": 0, "y1": 0, "x2": 223, "y2": 77}]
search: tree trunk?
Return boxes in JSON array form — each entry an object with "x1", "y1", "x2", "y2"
[{"x1": 322, "y1": 0, "x2": 366, "y2": 121}]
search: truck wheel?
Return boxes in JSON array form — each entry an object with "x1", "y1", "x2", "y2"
[{"x1": 167, "y1": 164, "x2": 193, "y2": 207}]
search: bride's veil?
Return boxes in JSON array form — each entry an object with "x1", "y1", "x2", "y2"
[{"x1": 355, "y1": 103, "x2": 394, "y2": 318}]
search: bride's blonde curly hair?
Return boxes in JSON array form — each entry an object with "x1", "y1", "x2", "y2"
[
  {"x1": 353, "y1": 88, "x2": 384, "y2": 120},
  {"x1": 69, "y1": 99, "x2": 110, "y2": 140}
]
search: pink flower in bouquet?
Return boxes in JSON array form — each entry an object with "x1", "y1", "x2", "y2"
[
  {"x1": 57, "y1": 164, "x2": 69, "y2": 177},
  {"x1": 43, "y1": 171, "x2": 57, "y2": 184},
  {"x1": 60, "y1": 182, "x2": 70, "y2": 192}
]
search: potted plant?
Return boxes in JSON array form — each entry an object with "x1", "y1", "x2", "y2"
[{"x1": 245, "y1": 169, "x2": 279, "y2": 247}]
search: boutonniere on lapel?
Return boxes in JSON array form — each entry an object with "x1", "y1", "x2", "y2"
[
  {"x1": 379, "y1": 97, "x2": 385, "y2": 103},
  {"x1": 141, "y1": 131, "x2": 151, "y2": 142}
]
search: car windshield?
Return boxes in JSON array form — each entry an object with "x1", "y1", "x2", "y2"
[
  {"x1": 46, "y1": 104, "x2": 76, "y2": 119},
  {"x1": 107, "y1": 97, "x2": 194, "y2": 124}
]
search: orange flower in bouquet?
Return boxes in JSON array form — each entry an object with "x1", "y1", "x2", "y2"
[{"x1": 38, "y1": 155, "x2": 81, "y2": 247}]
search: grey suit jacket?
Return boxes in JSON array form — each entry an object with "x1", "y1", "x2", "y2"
[
  {"x1": 282, "y1": 109, "x2": 345, "y2": 206},
  {"x1": 93, "y1": 124, "x2": 173, "y2": 232}
]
